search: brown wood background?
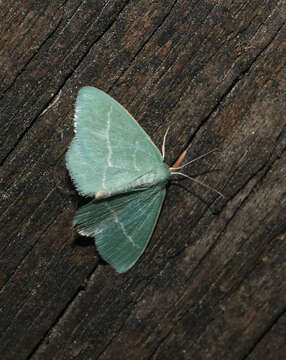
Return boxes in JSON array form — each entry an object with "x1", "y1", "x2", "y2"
[{"x1": 0, "y1": 1, "x2": 285, "y2": 359}]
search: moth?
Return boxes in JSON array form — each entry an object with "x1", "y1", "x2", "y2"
[{"x1": 66, "y1": 87, "x2": 217, "y2": 273}]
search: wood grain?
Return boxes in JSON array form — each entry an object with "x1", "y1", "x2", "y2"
[{"x1": 0, "y1": 1, "x2": 285, "y2": 359}]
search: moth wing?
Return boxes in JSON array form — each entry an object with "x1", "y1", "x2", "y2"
[
  {"x1": 66, "y1": 138, "x2": 98, "y2": 196},
  {"x1": 74, "y1": 185, "x2": 166, "y2": 273},
  {"x1": 66, "y1": 86, "x2": 166, "y2": 197}
]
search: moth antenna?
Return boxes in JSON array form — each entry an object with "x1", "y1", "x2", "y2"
[
  {"x1": 171, "y1": 149, "x2": 187, "y2": 171},
  {"x1": 161, "y1": 126, "x2": 170, "y2": 160},
  {"x1": 170, "y1": 148, "x2": 218, "y2": 171},
  {"x1": 171, "y1": 171, "x2": 224, "y2": 198}
]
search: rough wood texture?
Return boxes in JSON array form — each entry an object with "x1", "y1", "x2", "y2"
[{"x1": 0, "y1": 1, "x2": 285, "y2": 359}]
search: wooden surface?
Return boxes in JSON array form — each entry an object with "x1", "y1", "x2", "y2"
[{"x1": 0, "y1": 1, "x2": 285, "y2": 359}]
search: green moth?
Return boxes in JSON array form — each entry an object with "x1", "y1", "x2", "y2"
[{"x1": 66, "y1": 86, "x2": 171, "y2": 273}]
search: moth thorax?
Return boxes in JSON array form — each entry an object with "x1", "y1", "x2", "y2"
[{"x1": 139, "y1": 168, "x2": 170, "y2": 187}]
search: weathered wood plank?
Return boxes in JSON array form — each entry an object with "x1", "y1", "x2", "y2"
[{"x1": 0, "y1": 0, "x2": 285, "y2": 359}]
